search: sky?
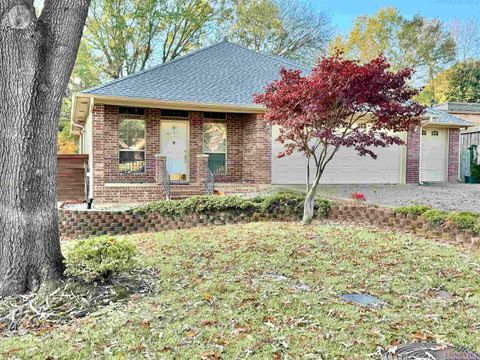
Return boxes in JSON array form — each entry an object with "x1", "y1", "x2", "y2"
[{"x1": 308, "y1": 0, "x2": 480, "y2": 35}]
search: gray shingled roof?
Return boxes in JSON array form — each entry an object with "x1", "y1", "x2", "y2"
[
  {"x1": 83, "y1": 41, "x2": 310, "y2": 107},
  {"x1": 425, "y1": 108, "x2": 473, "y2": 127},
  {"x1": 434, "y1": 102, "x2": 480, "y2": 113}
]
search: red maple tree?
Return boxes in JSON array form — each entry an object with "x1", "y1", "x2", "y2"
[{"x1": 254, "y1": 53, "x2": 425, "y2": 224}]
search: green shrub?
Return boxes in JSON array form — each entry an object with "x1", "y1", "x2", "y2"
[
  {"x1": 135, "y1": 199, "x2": 187, "y2": 216},
  {"x1": 135, "y1": 192, "x2": 331, "y2": 219},
  {"x1": 422, "y1": 209, "x2": 448, "y2": 227},
  {"x1": 473, "y1": 222, "x2": 480, "y2": 236},
  {"x1": 472, "y1": 163, "x2": 480, "y2": 182},
  {"x1": 183, "y1": 195, "x2": 260, "y2": 214},
  {"x1": 316, "y1": 198, "x2": 331, "y2": 218},
  {"x1": 395, "y1": 205, "x2": 432, "y2": 216},
  {"x1": 64, "y1": 236, "x2": 137, "y2": 282},
  {"x1": 260, "y1": 192, "x2": 330, "y2": 218},
  {"x1": 260, "y1": 192, "x2": 305, "y2": 215},
  {"x1": 446, "y1": 211, "x2": 479, "y2": 230}
]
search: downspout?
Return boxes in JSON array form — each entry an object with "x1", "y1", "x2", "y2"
[{"x1": 71, "y1": 122, "x2": 85, "y2": 153}]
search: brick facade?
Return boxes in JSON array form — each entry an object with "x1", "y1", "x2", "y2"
[
  {"x1": 448, "y1": 128, "x2": 460, "y2": 182},
  {"x1": 405, "y1": 123, "x2": 461, "y2": 184},
  {"x1": 406, "y1": 123, "x2": 421, "y2": 184},
  {"x1": 91, "y1": 105, "x2": 271, "y2": 203}
]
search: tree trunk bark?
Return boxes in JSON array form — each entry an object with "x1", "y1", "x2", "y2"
[
  {"x1": 302, "y1": 173, "x2": 321, "y2": 225},
  {"x1": 0, "y1": 0, "x2": 90, "y2": 297}
]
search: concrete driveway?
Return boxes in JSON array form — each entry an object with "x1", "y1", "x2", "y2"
[{"x1": 274, "y1": 183, "x2": 480, "y2": 212}]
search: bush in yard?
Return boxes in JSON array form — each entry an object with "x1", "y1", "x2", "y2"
[
  {"x1": 446, "y1": 212, "x2": 479, "y2": 230},
  {"x1": 260, "y1": 192, "x2": 330, "y2": 218},
  {"x1": 183, "y1": 195, "x2": 260, "y2": 214},
  {"x1": 473, "y1": 222, "x2": 480, "y2": 236},
  {"x1": 422, "y1": 209, "x2": 449, "y2": 227},
  {"x1": 64, "y1": 236, "x2": 137, "y2": 282},
  {"x1": 136, "y1": 193, "x2": 331, "y2": 219},
  {"x1": 395, "y1": 205, "x2": 432, "y2": 216},
  {"x1": 136, "y1": 195, "x2": 260, "y2": 216}
]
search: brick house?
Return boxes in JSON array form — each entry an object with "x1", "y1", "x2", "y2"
[{"x1": 71, "y1": 41, "x2": 473, "y2": 204}]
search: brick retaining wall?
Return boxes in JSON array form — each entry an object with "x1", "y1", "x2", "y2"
[{"x1": 59, "y1": 205, "x2": 480, "y2": 248}]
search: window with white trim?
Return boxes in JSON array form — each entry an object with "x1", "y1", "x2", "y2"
[
  {"x1": 118, "y1": 119, "x2": 146, "y2": 173},
  {"x1": 431, "y1": 130, "x2": 439, "y2": 136},
  {"x1": 203, "y1": 122, "x2": 227, "y2": 175}
]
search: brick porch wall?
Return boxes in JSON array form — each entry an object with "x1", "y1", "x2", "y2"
[
  {"x1": 91, "y1": 106, "x2": 271, "y2": 203},
  {"x1": 406, "y1": 122, "x2": 420, "y2": 184},
  {"x1": 448, "y1": 128, "x2": 460, "y2": 182},
  {"x1": 242, "y1": 114, "x2": 271, "y2": 184}
]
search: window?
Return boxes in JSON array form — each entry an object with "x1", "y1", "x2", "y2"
[
  {"x1": 118, "y1": 119, "x2": 146, "y2": 173},
  {"x1": 203, "y1": 123, "x2": 227, "y2": 175},
  {"x1": 204, "y1": 112, "x2": 226, "y2": 120},
  {"x1": 119, "y1": 107, "x2": 145, "y2": 115},
  {"x1": 161, "y1": 109, "x2": 189, "y2": 118},
  {"x1": 422, "y1": 130, "x2": 427, "y2": 136},
  {"x1": 431, "y1": 130, "x2": 439, "y2": 136}
]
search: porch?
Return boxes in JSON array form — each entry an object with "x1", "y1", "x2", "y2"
[{"x1": 88, "y1": 105, "x2": 271, "y2": 203}]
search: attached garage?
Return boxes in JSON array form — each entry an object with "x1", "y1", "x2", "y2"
[
  {"x1": 271, "y1": 125, "x2": 405, "y2": 184},
  {"x1": 420, "y1": 127, "x2": 448, "y2": 182},
  {"x1": 271, "y1": 109, "x2": 473, "y2": 185}
]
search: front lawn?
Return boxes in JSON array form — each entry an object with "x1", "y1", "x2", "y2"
[{"x1": 1, "y1": 222, "x2": 480, "y2": 359}]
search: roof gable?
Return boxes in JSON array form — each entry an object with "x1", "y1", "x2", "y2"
[
  {"x1": 83, "y1": 41, "x2": 310, "y2": 107},
  {"x1": 425, "y1": 108, "x2": 473, "y2": 127}
]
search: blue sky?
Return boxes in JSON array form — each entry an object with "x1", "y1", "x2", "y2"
[{"x1": 308, "y1": 0, "x2": 480, "y2": 34}]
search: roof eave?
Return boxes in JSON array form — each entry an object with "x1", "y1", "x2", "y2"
[{"x1": 71, "y1": 93, "x2": 266, "y2": 120}]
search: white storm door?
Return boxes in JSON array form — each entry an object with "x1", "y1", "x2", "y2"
[
  {"x1": 420, "y1": 128, "x2": 448, "y2": 182},
  {"x1": 160, "y1": 121, "x2": 190, "y2": 181}
]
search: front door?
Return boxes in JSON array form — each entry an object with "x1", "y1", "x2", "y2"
[{"x1": 160, "y1": 121, "x2": 189, "y2": 181}]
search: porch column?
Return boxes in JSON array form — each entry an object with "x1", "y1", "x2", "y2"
[
  {"x1": 406, "y1": 122, "x2": 420, "y2": 184},
  {"x1": 196, "y1": 154, "x2": 209, "y2": 185},
  {"x1": 155, "y1": 154, "x2": 167, "y2": 184}
]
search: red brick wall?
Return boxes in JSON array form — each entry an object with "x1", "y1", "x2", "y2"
[
  {"x1": 91, "y1": 106, "x2": 272, "y2": 202},
  {"x1": 406, "y1": 123, "x2": 420, "y2": 184},
  {"x1": 242, "y1": 114, "x2": 271, "y2": 184},
  {"x1": 448, "y1": 128, "x2": 460, "y2": 182}
]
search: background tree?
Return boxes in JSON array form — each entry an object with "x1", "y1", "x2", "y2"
[
  {"x1": 85, "y1": 0, "x2": 226, "y2": 80},
  {"x1": 255, "y1": 54, "x2": 424, "y2": 224},
  {"x1": 398, "y1": 16, "x2": 456, "y2": 103},
  {"x1": 0, "y1": 0, "x2": 90, "y2": 296},
  {"x1": 331, "y1": 7, "x2": 456, "y2": 102},
  {"x1": 330, "y1": 7, "x2": 405, "y2": 70},
  {"x1": 449, "y1": 18, "x2": 480, "y2": 62},
  {"x1": 226, "y1": 0, "x2": 331, "y2": 63},
  {"x1": 416, "y1": 66, "x2": 454, "y2": 105},
  {"x1": 58, "y1": 41, "x2": 101, "y2": 154},
  {"x1": 446, "y1": 60, "x2": 480, "y2": 103}
]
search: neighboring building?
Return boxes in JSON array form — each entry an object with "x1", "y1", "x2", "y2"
[
  {"x1": 70, "y1": 41, "x2": 473, "y2": 204},
  {"x1": 434, "y1": 102, "x2": 480, "y2": 150}
]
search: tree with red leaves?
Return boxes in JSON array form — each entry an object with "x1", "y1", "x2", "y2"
[{"x1": 254, "y1": 53, "x2": 425, "y2": 224}]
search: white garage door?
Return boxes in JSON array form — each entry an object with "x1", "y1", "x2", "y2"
[
  {"x1": 271, "y1": 126, "x2": 404, "y2": 184},
  {"x1": 420, "y1": 127, "x2": 448, "y2": 182}
]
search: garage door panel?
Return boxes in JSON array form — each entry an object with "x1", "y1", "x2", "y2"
[
  {"x1": 272, "y1": 126, "x2": 403, "y2": 184},
  {"x1": 420, "y1": 128, "x2": 447, "y2": 182}
]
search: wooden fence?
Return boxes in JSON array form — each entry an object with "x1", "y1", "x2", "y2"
[
  {"x1": 461, "y1": 130, "x2": 480, "y2": 150},
  {"x1": 57, "y1": 154, "x2": 88, "y2": 202}
]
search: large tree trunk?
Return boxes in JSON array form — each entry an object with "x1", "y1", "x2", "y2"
[{"x1": 0, "y1": 0, "x2": 90, "y2": 297}]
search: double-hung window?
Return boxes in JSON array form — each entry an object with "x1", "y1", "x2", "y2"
[
  {"x1": 203, "y1": 122, "x2": 227, "y2": 175},
  {"x1": 118, "y1": 119, "x2": 146, "y2": 174}
]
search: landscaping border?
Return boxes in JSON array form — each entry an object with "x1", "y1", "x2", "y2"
[{"x1": 59, "y1": 205, "x2": 480, "y2": 248}]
